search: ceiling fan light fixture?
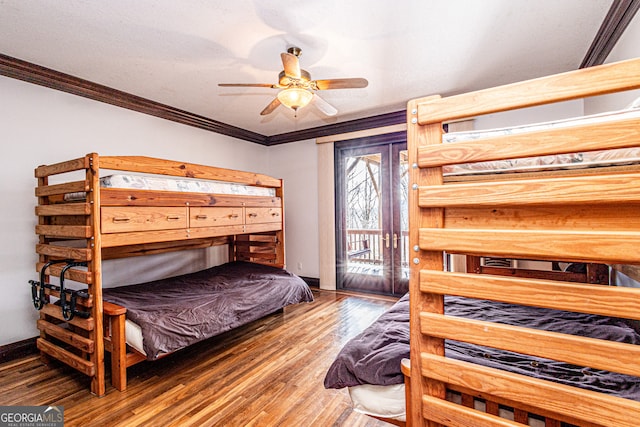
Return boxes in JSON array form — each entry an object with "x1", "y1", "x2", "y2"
[{"x1": 277, "y1": 87, "x2": 313, "y2": 112}]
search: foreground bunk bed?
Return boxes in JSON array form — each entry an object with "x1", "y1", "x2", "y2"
[
  {"x1": 324, "y1": 261, "x2": 638, "y2": 426},
  {"x1": 406, "y1": 57, "x2": 640, "y2": 426},
  {"x1": 31, "y1": 154, "x2": 312, "y2": 396}
]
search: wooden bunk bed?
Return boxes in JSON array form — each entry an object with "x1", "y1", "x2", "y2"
[
  {"x1": 406, "y1": 57, "x2": 640, "y2": 426},
  {"x1": 31, "y1": 154, "x2": 298, "y2": 397}
]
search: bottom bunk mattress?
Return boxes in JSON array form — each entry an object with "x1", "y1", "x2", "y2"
[
  {"x1": 324, "y1": 293, "x2": 640, "y2": 420},
  {"x1": 103, "y1": 261, "x2": 314, "y2": 360}
]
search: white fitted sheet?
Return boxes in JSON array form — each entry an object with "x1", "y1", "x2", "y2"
[
  {"x1": 443, "y1": 98, "x2": 640, "y2": 176},
  {"x1": 65, "y1": 173, "x2": 275, "y2": 201}
]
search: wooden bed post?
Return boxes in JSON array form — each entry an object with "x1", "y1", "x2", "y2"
[
  {"x1": 407, "y1": 97, "x2": 446, "y2": 427},
  {"x1": 275, "y1": 180, "x2": 285, "y2": 268},
  {"x1": 87, "y1": 153, "x2": 106, "y2": 396}
]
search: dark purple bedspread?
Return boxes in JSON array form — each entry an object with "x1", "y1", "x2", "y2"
[
  {"x1": 324, "y1": 293, "x2": 640, "y2": 401},
  {"x1": 103, "y1": 261, "x2": 314, "y2": 360}
]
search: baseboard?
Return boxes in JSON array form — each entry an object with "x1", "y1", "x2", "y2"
[
  {"x1": 0, "y1": 337, "x2": 38, "y2": 364},
  {"x1": 299, "y1": 276, "x2": 319, "y2": 288}
]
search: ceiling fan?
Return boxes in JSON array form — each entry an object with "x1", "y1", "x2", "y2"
[{"x1": 219, "y1": 47, "x2": 368, "y2": 116}]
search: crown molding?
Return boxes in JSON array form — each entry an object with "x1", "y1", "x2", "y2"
[
  {"x1": 0, "y1": 53, "x2": 266, "y2": 144},
  {"x1": 0, "y1": 53, "x2": 405, "y2": 146}
]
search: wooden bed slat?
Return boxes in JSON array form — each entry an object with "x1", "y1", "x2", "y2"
[
  {"x1": 36, "y1": 262, "x2": 91, "y2": 284},
  {"x1": 415, "y1": 57, "x2": 640, "y2": 125},
  {"x1": 100, "y1": 188, "x2": 281, "y2": 208},
  {"x1": 99, "y1": 156, "x2": 282, "y2": 188},
  {"x1": 35, "y1": 225, "x2": 92, "y2": 239},
  {"x1": 101, "y1": 236, "x2": 231, "y2": 260},
  {"x1": 446, "y1": 205, "x2": 640, "y2": 231},
  {"x1": 419, "y1": 228, "x2": 640, "y2": 264},
  {"x1": 447, "y1": 384, "x2": 602, "y2": 427},
  {"x1": 101, "y1": 223, "x2": 281, "y2": 247},
  {"x1": 421, "y1": 270, "x2": 640, "y2": 320},
  {"x1": 35, "y1": 203, "x2": 91, "y2": 216},
  {"x1": 419, "y1": 172, "x2": 640, "y2": 207},
  {"x1": 35, "y1": 244, "x2": 91, "y2": 261},
  {"x1": 35, "y1": 180, "x2": 88, "y2": 197},
  {"x1": 37, "y1": 320, "x2": 94, "y2": 353},
  {"x1": 420, "y1": 312, "x2": 640, "y2": 377},
  {"x1": 422, "y1": 395, "x2": 522, "y2": 427},
  {"x1": 418, "y1": 116, "x2": 640, "y2": 168},
  {"x1": 35, "y1": 157, "x2": 89, "y2": 178},
  {"x1": 40, "y1": 305, "x2": 94, "y2": 330},
  {"x1": 421, "y1": 354, "x2": 640, "y2": 427},
  {"x1": 44, "y1": 288, "x2": 91, "y2": 308},
  {"x1": 37, "y1": 338, "x2": 95, "y2": 377}
]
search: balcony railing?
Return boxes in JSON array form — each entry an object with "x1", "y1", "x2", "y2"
[{"x1": 346, "y1": 229, "x2": 409, "y2": 267}]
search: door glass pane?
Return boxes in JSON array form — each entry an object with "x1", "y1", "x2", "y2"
[
  {"x1": 345, "y1": 152, "x2": 383, "y2": 277},
  {"x1": 399, "y1": 150, "x2": 409, "y2": 282}
]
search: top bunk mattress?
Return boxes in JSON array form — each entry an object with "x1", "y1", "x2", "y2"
[
  {"x1": 100, "y1": 174, "x2": 276, "y2": 196},
  {"x1": 442, "y1": 96, "x2": 640, "y2": 176},
  {"x1": 65, "y1": 173, "x2": 276, "y2": 201}
]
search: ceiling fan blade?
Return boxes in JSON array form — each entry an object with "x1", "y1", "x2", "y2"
[
  {"x1": 280, "y1": 52, "x2": 301, "y2": 79},
  {"x1": 260, "y1": 97, "x2": 282, "y2": 116},
  {"x1": 312, "y1": 94, "x2": 338, "y2": 116},
  {"x1": 314, "y1": 78, "x2": 368, "y2": 90},
  {"x1": 218, "y1": 83, "x2": 277, "y2": 88}
]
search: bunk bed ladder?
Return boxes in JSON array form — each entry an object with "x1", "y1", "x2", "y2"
[{"x1": 33, "y1": 153, "x2": 105, "y2": 396}]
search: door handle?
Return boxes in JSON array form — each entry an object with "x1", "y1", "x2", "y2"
[
  {"x1": 383, "y1": 232, "x2": 390, "y2": 248},
  {"x1": 393, "y1": 233, "x2": 398, "y2": 249}
]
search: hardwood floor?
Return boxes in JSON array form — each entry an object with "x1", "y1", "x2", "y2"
[{"x1": 0, "y1": 289, "x2": 399, "y2": 426}]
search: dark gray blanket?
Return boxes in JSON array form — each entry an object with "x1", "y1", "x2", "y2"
[
  {"x1": 103, "y1": 261, "x2": 314, "y2": 360},
  {"x1": 324, "y1": 293, "x2": 640, "y2": 400}
]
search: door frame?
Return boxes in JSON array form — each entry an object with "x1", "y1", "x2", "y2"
[{"x1": 334, "y1": 131, "x2": 407, "y2": 296}]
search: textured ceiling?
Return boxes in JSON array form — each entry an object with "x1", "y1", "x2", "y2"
[{"x1": 0, "y1": 0, "x2": 613, "y2": 137}]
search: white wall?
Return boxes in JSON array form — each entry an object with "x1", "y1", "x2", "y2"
[
  {"x1": 0, "y1": 76, "x2": 271, "y2": 345},
  {"x1": 266, "y1": 139, "x2": 319, "y2": 279}
]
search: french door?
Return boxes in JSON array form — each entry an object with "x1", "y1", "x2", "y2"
[{"x1": 335, "y1": 135, "x2": 409, "y2": 296}]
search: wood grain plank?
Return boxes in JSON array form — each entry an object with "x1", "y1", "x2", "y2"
[
  {"x1": 418, "y1": 116, "x2": 640, "y2": 167},
  {"x1": 100, "y1": 188, "x2": 281, "y2": 208},
  {"x1": 35, "y1": 203, "x2": 91, "y2": 216},
  {"x1": 421, "y1": 354, "x2": 640, "y2": 427},
  {"x1": 34, "y1": 157, "x2": 88, "y2": 178},
  {"x1": 37, "y1": 320, "x2": 94, "y2": 353},
  {"x1": 415, "y1": 57, "x2": 640, "y2": 124},
  {"x1": 36, "y1": 262, "x2": 91, "y2": 284},
  {"x1": 35, "y1": 180, "x2": 87, "y2": 197},
  {"x1": 35, "y1": 225, "x2": 92, "y2": 238},
  {"x1": 419, "y1": 173, "x2": 640, "y2": 207},
  {"x1": 419, "y1": 228, "x2": 640, "y2": 264},
  {"x1": 35, "y1": 243, "x2": 91, "y2": 261},
  {"x1": 39, "y1": 304, "x2": 94, "y2": 331},
  {"x1": 421, "y1": 269, "x2": 640, "y2": 320},
  {"x1": 408, "y1": 99, "x2": 446, "y2": 427},
  {"x1": 420, "y1": 312, "x2": 640, "y2": 377},
  {"x1": 36, "y1": 338, "x2": 95, "y2": 377},
  {"x1": 100, "y1": 156, "x2": 282, "y2": 188},
  {"x1": 445, "y1": 204, "x2": 640, "y2": 231},
  {"x1": 422, "y1": 395, "x2": 521, "y2": 427}
]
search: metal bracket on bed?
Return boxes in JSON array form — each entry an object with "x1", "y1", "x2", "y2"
[{"x1": 29, "y1": 260, "x2": 90, "y2": 320}]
